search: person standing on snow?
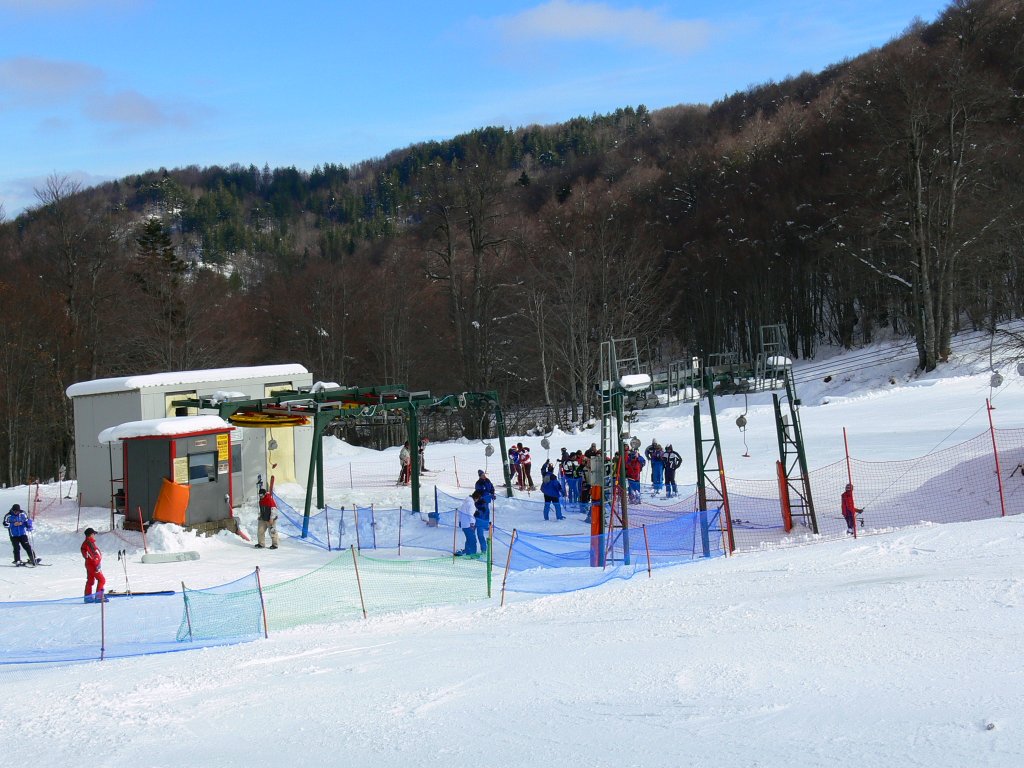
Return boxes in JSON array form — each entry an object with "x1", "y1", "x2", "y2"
[
  {"x1": 418, "y1": 438, "x2": 429, "y2": 473},
  {"x1": 256, "y1": 489, "x2": 279, "y2": 549},
  {"x1": 508, "y1": 445, "x2": 523, "y2": 489},
  {"x1": 663, "y1": 445, "x2": 682, "y2": 498},
  {"x1": 473, "y1": 490, "x2": 492, "y2": 556},
  {"x1": 81, "y1": 528, "x2": 107, "y2": 603},
  {"x1": 455, "y1": 490, "x2": 482, "y2": 558},
  {"x1": 398, "y1": 442, "x2": 412, "y2": 485},
  {"x1": 541, "y1": 472, "x2": 565, "y2": 521},
  {"x1": 474, "y1": 470, "x2": 495, "y2": 502},
  {"x1": 519, "y1": 444, "x2": 535, "y2": 490},
  {"x1": 4, "y1": 504, "x2": 38, "y2": 565},
  {"x1": 625, "y1": 449, "x2": 646, "y2": 503},
  {"x1": 645, "y1": 439, "x2": 665, "y2": 495},
  {"x1": 841, "y1": 483, "x2": 864, "y2": 534}
]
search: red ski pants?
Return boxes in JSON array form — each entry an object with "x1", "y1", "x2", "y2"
[{"x1": 85, "y1": 563, "x2": 106, "y2": 596}]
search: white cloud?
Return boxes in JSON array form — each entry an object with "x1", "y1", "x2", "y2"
[
  {"x1": 0, "y1": 56, "x2": 104, "y2": 103},
  {"x1": 494, "y1": 0, "x2": 711, "y2": 55},
  {"x1": 83, "y1": 89, "x2": 193, "y2": 128},
  {"x1": 0, "y1": 56, "x2": 197, "y2": 130}
]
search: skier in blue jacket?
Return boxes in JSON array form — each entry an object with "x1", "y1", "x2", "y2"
[
  {"x1": 474, "y1": 470, "x2": 495, "y2": 502},
  {"x1": 3, "y1": 504, "x2": 38, "y2": 565},
  {"x1": 541, "y1": 473, "x2": 565, "y2": 520}
]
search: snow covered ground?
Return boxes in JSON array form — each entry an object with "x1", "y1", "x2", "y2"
[{"x1": 1, "y1": 342, "x2": 1023, "y2": 767}]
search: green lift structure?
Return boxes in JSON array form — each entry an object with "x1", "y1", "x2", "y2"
[{"x1": 174, "y1": 385, "x2": 512, "y2": 538}]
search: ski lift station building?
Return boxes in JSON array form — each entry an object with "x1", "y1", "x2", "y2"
[{"x1": 66, "y1": 364, "x2": 314, "y2": 511}]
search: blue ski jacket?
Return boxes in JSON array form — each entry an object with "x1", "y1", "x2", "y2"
[{"x1": 3, "y1": 509, "x2": 32, "y2": 537}]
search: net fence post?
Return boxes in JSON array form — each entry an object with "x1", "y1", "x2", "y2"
[
  {"x1": 100, "y1": 596, "x2": 106, "y2": 661},
  {"x1": 642, "y1": 524, "x2": 652, "y2": 578},
  {"x1": 699, "y1": 509, "x2": 711, "y2": 558},
  {"x1": 500, "y1": 529, "x2": 517, "y2": 607},
  {"x1": 181, "y1": 580, "x2": 194, "y2": 642},
  {"x1": 255, "y1": 566, "x2": 270, "y2": 639},
  {"x1": 987, "y1": 400, "x2": 1007, "y2": 517},
  {"x1": 351, "y1": 545, "x2": 368, "y2": 619},
  {"x1": 486, "y1": 522, "x2": 494, "y2": 597}
]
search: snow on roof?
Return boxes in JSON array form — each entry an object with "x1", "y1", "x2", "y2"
[
  {"x1": 98, "y1": 415, "x2": 234, "y2": 444},
  {"x1": 66, "y1": 364, "x2": 309, "y2": 398}
]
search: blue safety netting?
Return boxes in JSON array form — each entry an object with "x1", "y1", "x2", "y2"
[
  {"x1": 0, "y1": 582, "x2": 262, "y2": 666},
  {"x1": 176, "y1": 570, "x2": 266, "y2": 643},
  {"x1": 493, "y1": 508, "x2": 725, "y2": 594},
  {"x1": 274, "y1": 494, "x2": 332, "y2": 549}
]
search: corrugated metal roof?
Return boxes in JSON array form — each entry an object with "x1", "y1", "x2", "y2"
[{"x1": 66, "y1": 364, "x2": 310, "y2": 398}]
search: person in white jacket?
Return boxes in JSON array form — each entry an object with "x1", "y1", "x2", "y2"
[{"x1": 456, "y1": 490, "x2": 483, "y2": 558}]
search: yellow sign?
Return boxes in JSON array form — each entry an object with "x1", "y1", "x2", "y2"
[
  {"x1": 217, "y1": 433, "x2": 229, "y2": 461},
  {"x1": 173, "y1": 457, "x2": 189, "y2": 485}
]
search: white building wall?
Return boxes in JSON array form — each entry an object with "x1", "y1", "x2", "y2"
[{"x1": 68, "y1": 366, "x2": 313, "y2": 508}]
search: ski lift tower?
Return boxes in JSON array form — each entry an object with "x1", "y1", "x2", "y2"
[
  {"x1": 693, "y1": 370, "x2": 735, "y2": 552},
  {"x1": 597, "y1": 338, "x2": 650, "y2": 567},
  {"x1": 755, "y1": 323, "x2": 790, "y2": 390}
]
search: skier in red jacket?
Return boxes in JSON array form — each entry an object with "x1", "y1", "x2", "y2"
[
  {"x1": 81, "y1": 528, "x2": 107, "y2": 603},
  {"x1": 841, "y1": 484, "x2": 863, "y2": 535}
]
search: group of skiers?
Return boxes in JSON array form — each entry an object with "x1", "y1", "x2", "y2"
[{"x1": 508, "y1": 443, "x2": 535, "y2": 490}]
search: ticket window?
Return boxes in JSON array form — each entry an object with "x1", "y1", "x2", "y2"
[{"x1": 188, "y1": 452, "x2": 217, "y2": 485}]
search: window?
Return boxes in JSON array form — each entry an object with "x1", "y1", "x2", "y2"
[{"x1": 187, "y1": 452, "x2": 217, "y2": 485}]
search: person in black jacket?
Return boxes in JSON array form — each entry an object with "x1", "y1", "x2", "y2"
[{"x1": 663, "y1": 445, "x2": 682, "y2": 498}]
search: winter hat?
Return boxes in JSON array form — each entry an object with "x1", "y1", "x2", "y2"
[
  {"x1": 478, "y1": 469, "x2": 486, "y2": 476},
  {"x1": 10, "y1": 503, "x2": 20, "y2": 511},
  {"x1": 84, "y1": 527, "x2": 96, "y2": 537}
]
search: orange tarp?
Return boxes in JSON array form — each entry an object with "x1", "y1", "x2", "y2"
[{"x1": 152, "y1": 478, "x2": 189, "y2": 525}]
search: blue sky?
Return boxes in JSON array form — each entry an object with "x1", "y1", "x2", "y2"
[{"x1": 0, "y1": 0, "x2": 950, "y2": 218}]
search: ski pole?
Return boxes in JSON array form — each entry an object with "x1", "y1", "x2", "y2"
[
  {"x1": 27, "y1": 529, "x2": 40, "y2": 566},
  {"x1": 118, "y1": 549, "x2": 131, "y2": 595}
]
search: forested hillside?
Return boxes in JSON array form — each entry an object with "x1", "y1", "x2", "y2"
[{"x1": 1, "y1": 0, "x2": 1022, "y2": 485}]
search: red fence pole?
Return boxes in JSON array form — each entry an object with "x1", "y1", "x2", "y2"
[
  {"x1": 716, "y1": 453, "x2": 735, "y2": 553},
  {"x1": 987, "y1": 400, "x2": 1007, "y2": 517},
  {"x1": 776, "y1": 460, "x2": 793, "y2": 533},
  {"x1": 500, "y1": 529, "x2": 518, "y2": 607},
  {"x1": 137, "y1": 506, "x2": 148, "y2": 553}
]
